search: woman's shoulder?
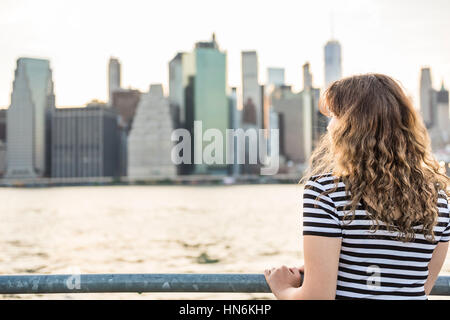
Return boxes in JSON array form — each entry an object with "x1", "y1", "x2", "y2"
[{"x1": 308, "y1": 171, "x2": 343, "y2": 188}]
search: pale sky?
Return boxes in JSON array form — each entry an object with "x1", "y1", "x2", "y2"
[{"x1": 0, "y1": 0, "x2": 449, "y2": 108}]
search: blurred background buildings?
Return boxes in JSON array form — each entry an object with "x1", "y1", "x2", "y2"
[{"x1": 0, "y1": 33, "x2": 449, "y2": 182}]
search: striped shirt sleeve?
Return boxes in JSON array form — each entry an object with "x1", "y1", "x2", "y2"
[
  {"x1": 302, "y1": 177, "x2": 342, "y2": 238},
  {"x1": 439, "y1": 196, "x2": 450, "y2": 242}
]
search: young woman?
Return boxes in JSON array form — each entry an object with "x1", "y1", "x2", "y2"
[{"x1": 264, "y1": 74, "x2": 450, "y2": 300}]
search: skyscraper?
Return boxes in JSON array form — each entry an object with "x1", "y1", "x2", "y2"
[
  {"x1": 268, "y1": 107, "x2": 280, "y2": 164},
  {"x1": 271, "y1": 86, "x2": 304, "y2": 164},
  {"x1": 228, "y1": 87, "x2": 241, "y2": 176},
  {"x1": 111, "y1": 88, "x2": 141, "y2": 133},
  {"x1": 302, "y1": 63, "x2": 327, "y2": 150},
  {"x1": 301, "y1": 63, "x2": 325, "y2": 161},
  {"x1": 420, "y1": 67, "x2": 434, "y2": 128},
  {"x1": 324, "y1": 40, "x2": 342, "y2": 88},
  {"x1": 242, "y1": 51, "x2": 261, "y2": 128},
  {"x1": 169, "y1": 52, "x2": 185, "y2": 127},
  {"x1": 436, "y1": 82, "x2": 450, "y2": 132},
  {"x1": 51, "y1": 102, "x2": 120, "y2": 178},
  {"x1": 433, "y1": 82, "x2": 450, "y2": 148},
  {"x1": 52, "y1": 102, "x2": 120, "y2": 178},
  {"x1": 180, "y1": 33, "x2": 229, "y2": 174},
  {"x1": 108, "y1": 57, "x2": 121, "y2": 105},
  {"x1": 110, "y1": 88, "x2": 141, "y2": 177},
  {"x1": 127, "y1": 84, "x2": 176, "y2": 179},
  {"x1": 303, "y1": 62, "x2": 313, "y2": 90},
  {"x1": 6, "y1": 57, "x2": 55, "y2": 178},
  {"x1": 267, "y1": 68, "x2": 285, "y2": 87},
  {"x1": 264, "y1": 68, "x2": 285, "y2": 157}
]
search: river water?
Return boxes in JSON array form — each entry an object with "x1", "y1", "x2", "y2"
[{"x1": 0, "y1": 184, "x2": 449, "y2": 300}]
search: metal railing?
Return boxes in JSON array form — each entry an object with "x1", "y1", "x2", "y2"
[{"x1": 0, "y1": 273, "x2": 449, "y2": 296}]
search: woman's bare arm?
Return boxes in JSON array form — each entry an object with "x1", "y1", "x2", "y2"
[
  {"x1": 264, "y1": 235, "x2": 341, "y2": 300},
  {"x1": 424, "y1": 241, "x2": 449, "y2": 295}
]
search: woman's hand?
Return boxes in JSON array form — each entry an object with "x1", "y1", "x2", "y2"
[{"x1": 264, "y1": 265, "x2": 303, "y2": 299}]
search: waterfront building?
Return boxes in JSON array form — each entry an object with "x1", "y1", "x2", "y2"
[
  {"x1": 127, "y1": 84, "x2": 176, "y2": 179},
  {"x1": 6, "y1": 57, "x2": 55, "y2": 178},
  {"x1": 242, "y1": 51, "x2": 262, "y2": 129},
  {"x1": 271, "y1": 86, "x2": 304, "y2": 164},
  {"x1": 111, "y1": 88, "x2": 141, "y2": 133},
  {"x1": 110, "y1": 88, "x2": 141, "y2": 177},
  {"x1": 420, "y1": 67, "x2": 435, "y2": 129},
  {"x1": 436, "y1": 83, "x2": 450, "y2": 135},
  {"x1": 173, "y1": 33, "x2": 229, "y2": 174},
  {"x1": 169, "y1": 52, "x2": 185, "y2": 128},
  {"x1": 51, "y1": 102, "x2": 120, "y2": 178},
  {"x1": 429, "y1": 82, "x2": 450, "y2": 151}
]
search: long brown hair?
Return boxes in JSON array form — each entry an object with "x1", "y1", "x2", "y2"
[{"x1": 300, "y1": 73, "x2": 450, "y2": 242}]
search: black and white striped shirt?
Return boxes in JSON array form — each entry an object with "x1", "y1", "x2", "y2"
[{"x1": 302, "y1": 172, "x2": 450, "y2": 300}]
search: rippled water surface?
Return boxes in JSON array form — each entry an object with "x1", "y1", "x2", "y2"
[{"x1": 0, "y1": 184, "x2": 449, "y2": 300}]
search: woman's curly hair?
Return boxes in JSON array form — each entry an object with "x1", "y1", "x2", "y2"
[{"x1": 300, "y1": 73, "x2": 450, "y2": 242}]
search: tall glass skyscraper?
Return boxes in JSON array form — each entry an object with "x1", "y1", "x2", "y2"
[
  {"x1": 178, "y1": 34, "x2": 229, "y2": 174},
  {"x1": 324, "y1": 40, "x2": 342, "y2": 88},
  {"x1": 6, "y1": 57, "x2": 55, "y2": 178}
]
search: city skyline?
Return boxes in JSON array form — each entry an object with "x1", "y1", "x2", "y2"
[{"x1": 0, "y1": 0, "x2": 450, "y2": 108}]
